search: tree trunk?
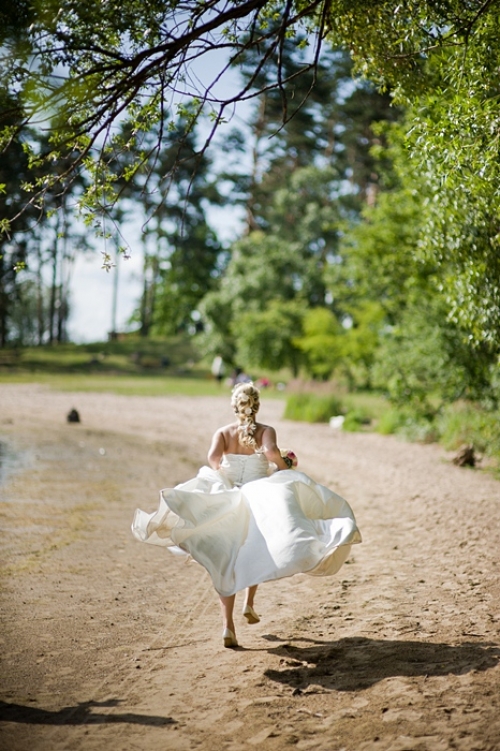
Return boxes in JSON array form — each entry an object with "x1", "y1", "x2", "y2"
[
  {"x1": 35, "y1": 242, "x2": 45, "y2": 345},
  {"x1": 0, "y1": 254, "x2": 8, "y2": 347},
  {"x1": 48, "y1": 235, "x2": 59, "y2": 344},
  {"x1": 245, "y1": 95, "x2": 267, "y2": 234}
]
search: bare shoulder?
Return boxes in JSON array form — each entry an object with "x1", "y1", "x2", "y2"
[
  {"x1": 259, "y1": 422, "x2": 276, "y2": 434},
  {"x1": 213, "y1": 422, "x2": 239, "y2": 446},
  {"x1": 258, "y1": 423, "x2": 278, "y2": 445},
  {"x1": 218, "y1": 422, "x2": 238, "y2": 437}
]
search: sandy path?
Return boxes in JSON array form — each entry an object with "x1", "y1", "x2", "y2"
[{"x1": 1, "y1": 383, "x2": 500, "y2": 751}]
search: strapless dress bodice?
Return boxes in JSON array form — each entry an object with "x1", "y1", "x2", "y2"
[{"x1": 219, "y1": 453, "x2": 269, "y2": 487}]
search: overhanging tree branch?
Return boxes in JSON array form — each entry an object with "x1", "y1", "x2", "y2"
[{"x1": 1, "y1": 0, "x2": 499, "y2": 233}]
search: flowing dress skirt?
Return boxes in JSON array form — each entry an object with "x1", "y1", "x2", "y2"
[{"x1": 132, "y1": 467, "x2": 361, "y2": 597}]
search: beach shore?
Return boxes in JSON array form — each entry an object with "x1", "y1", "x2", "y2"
[{"x1": 1, "y1": 383, "x2": 499, "y2": 751}]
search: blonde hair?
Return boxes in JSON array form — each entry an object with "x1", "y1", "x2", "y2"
[{"x1": 231, "y1": 382, "x2": 260, "y2": 449}]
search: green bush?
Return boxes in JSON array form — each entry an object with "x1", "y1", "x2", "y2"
[
  {"x1": 284, "y1": 392, "x2": 344, "y2": 423},
  {"x1": 342, "y1": 409, "x2": 372, "y2": 432},
  {"x1": 377, "y1": 408, "x2": 410, "y2": 435},
  {"x1": 437, "y1": 403, "x2": 500, "y2": 459},
  {"x1": 377, "y1": 407, "x2": 437, "y2": 443},
  {"x1": 377, "y1": 401, "x2": 500, "y2": 457}
]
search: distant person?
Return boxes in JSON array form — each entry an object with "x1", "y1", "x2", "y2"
[
  {"x1": 132, "y1": 382, "x2": 361, "y2": 649},
  {"x1": 211, "y1": 355, "x2": 225, "y2": 385},
  {"x1": 231, "y1": 367, "x2": 251, "y2": 386}
]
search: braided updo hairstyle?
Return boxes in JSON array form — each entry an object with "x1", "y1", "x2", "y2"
[{"x1": 231, "y1": 382, "x2": 260, "y2": 449}]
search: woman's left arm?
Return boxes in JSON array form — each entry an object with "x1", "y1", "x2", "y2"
[
  {"x1": 207, "y1": 429, "x2": 225, "y2": 469},
  {"x1": 261, "y1": 426, "x2": 288, "y2": 470}
]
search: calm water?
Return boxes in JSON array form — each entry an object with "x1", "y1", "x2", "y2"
[{"x1": 0, "y1": 440, "x2": 32, "y2": 488}]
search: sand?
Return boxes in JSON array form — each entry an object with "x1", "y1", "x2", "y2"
[{"x1": 1, "y1": 382, "x2": 499, "y2": 751}]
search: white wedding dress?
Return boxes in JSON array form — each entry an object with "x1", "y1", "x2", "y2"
[{"x1": 131, "y1": 453, "x2": 361, "y2": 597}]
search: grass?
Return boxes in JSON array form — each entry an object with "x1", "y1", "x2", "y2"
[
  {"x1": 0, "y1": 339, "x2": 287, "y2": 398},
  {"x1": 0, "y1": 371, "x2": 236, "y2": 397},
  {"x1": 342, "y1": 392, "x2": 390, "y2": 422},
  {"x1": 0, "y1": 338, "x2": 216, "y2": 396},
  {"x1": 0, "y1": 336, "x2": 197, "y2": 374}
]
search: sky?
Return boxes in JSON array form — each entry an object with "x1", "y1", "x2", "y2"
[{"x1": 66, "y1": 248, "x2": 142, "y2": 343}]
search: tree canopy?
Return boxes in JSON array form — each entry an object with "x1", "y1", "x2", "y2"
[
  {"x1": 1, "y1": 0, "x2": 500, "y2": 351},
  {"x1": 2, "y1": 1, "x2": 498, "y2": 222}
]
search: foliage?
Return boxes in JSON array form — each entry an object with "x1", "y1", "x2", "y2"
[
  {"x1": 437, "y1": 402, "x2": 500, "y2": 460},
  {"x1": 199, "y1": 227, "x2": 315, "y2": 365},
  {"x1": 376, "y1": 399, "x2": 500, "y2": 464},
  {"x1": 201, "y1": 43, "x2": 399, "y2": 375},
  {"x1": 403, "y1": 18, "x2": 500, "y2": 346},
  {"x1": 0, "y1": 89, "x2": 35, "y2": 345},
  {"x1": 2, "y1": 0, "x2": 500, "y2": 423},
  {"x1": 284, "y1": 392, "x2": 343, "y2": 423},
  {"x1": 228, "y1": 44, "x2": 397, "y2": 231},
  {"x1": 1, "y1": 0, "x2": 331, "y2": 228},
  {"x1": 112, "y1": 119, "x2": 222, "y2": 335},
  {"x1": 3, "y1": 0, "x2": 498, "y2": 348},
  {"x1": 372, "y1": 299, "x2": 498, "y2": 417},
  {"x1": 200, "y1": 82, "x2": 395, "y2": 372},
  {"x1": 339, "y1": 302, "x2": 385, "y2": 389},
  {"x1": 1, "y1": 0, "x2": 494, "y2": 207},
  {"x1": 328, "y1": 155, "x2": 430, "y2": 319},
  {"x1": 335, "y1": 120, "x2": 499, "y2": 407},
  {"x1": 231, "y1": 299, "x2": 306, "y2": 376},
  {"x1": 376, "y1": 405, "x2": 437, "y2": 443},
  {"x1": 377, "y1": 407, "x2": 415, "y2": 437},
  {"x1": 0, "y1": 83, "x2": 91, "y2": 345},
  {"x1": 3, "y1": 278, "x2": 49, "y2": 347},
  {"x1": 341, "y1": 408, "x2": 372, "y2": 432},
  {"x1": 294, "y1": 307, "x2": 343, "y2": 381}
]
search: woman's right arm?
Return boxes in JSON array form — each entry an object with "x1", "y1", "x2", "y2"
[
  {"x1": 261, "y1": 426, "x2": 288, "y2": 470},
  {"x1": 207, "y1": 428, "x2": 225, "y2": 469}
]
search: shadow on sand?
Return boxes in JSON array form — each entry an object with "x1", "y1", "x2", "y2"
[
  {"x1": 0, "y1": 698, "x2": 175, "y2": 726},
  {"x1": 262, "y1": 635, "x2": 500, "y2": 692}
]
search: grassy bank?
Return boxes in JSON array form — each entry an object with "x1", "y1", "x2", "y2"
[
  {"x1": 0, "y1": 339, "x2": 284, "y2": 398},
  {"x1": 282, "y1": 387, "x2": 500, "y2": 473},
  {"x1": 0, "y1": 336, "x2": 197, "y2": 374}
]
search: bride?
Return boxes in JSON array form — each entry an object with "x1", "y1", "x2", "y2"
[{"x1": 132, "y1": 382, "x2": 361, "y2": 648}]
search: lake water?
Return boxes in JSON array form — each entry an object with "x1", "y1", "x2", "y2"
[{"x1": 0, "y1": 440, "x2": 32, "y2": 488}]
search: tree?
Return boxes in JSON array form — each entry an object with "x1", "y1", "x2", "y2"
[
  {"x1": 2, "y1": 0, "x2": 499, "y2": 343},
  {"x1": 334, "y1": 123, "x2": 499, "y2": 404},
  {"x1": 1, "y1": 0, "x2": 330, "y2": 230},
  {"x1": 6, "y1": 276, "x2": 52, "y2": 346},
  {"x1": 200, "y1": 157, "x2": 349, "y2": 366},
  {"x1": 294, "y1": 307, "x2": 344, "y2": 381},
  {"x1": 219, "y1": 43, "x2": 397, "y2": 233},
  {"x1": 2, "y1": 0, "x2": 494, "y2": 218},
  {"x1": 200, "y1": 230, "x2": 305, "y2": 363},
  {"x1": 372, "y1": 298, "x2": 498, "y2": 415},
  {"x1": 0, "y1": 88, "x2": 37, "y2": 346},
  {"x1": 111, "y1": 117, "x2": 222, "y2": 335},
  {"x1": 232, "y1": 299, "x2": 306, "y2": 376},
  {"x1": 199, "y1": 40, "x2": 400, "y2": 374}
]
